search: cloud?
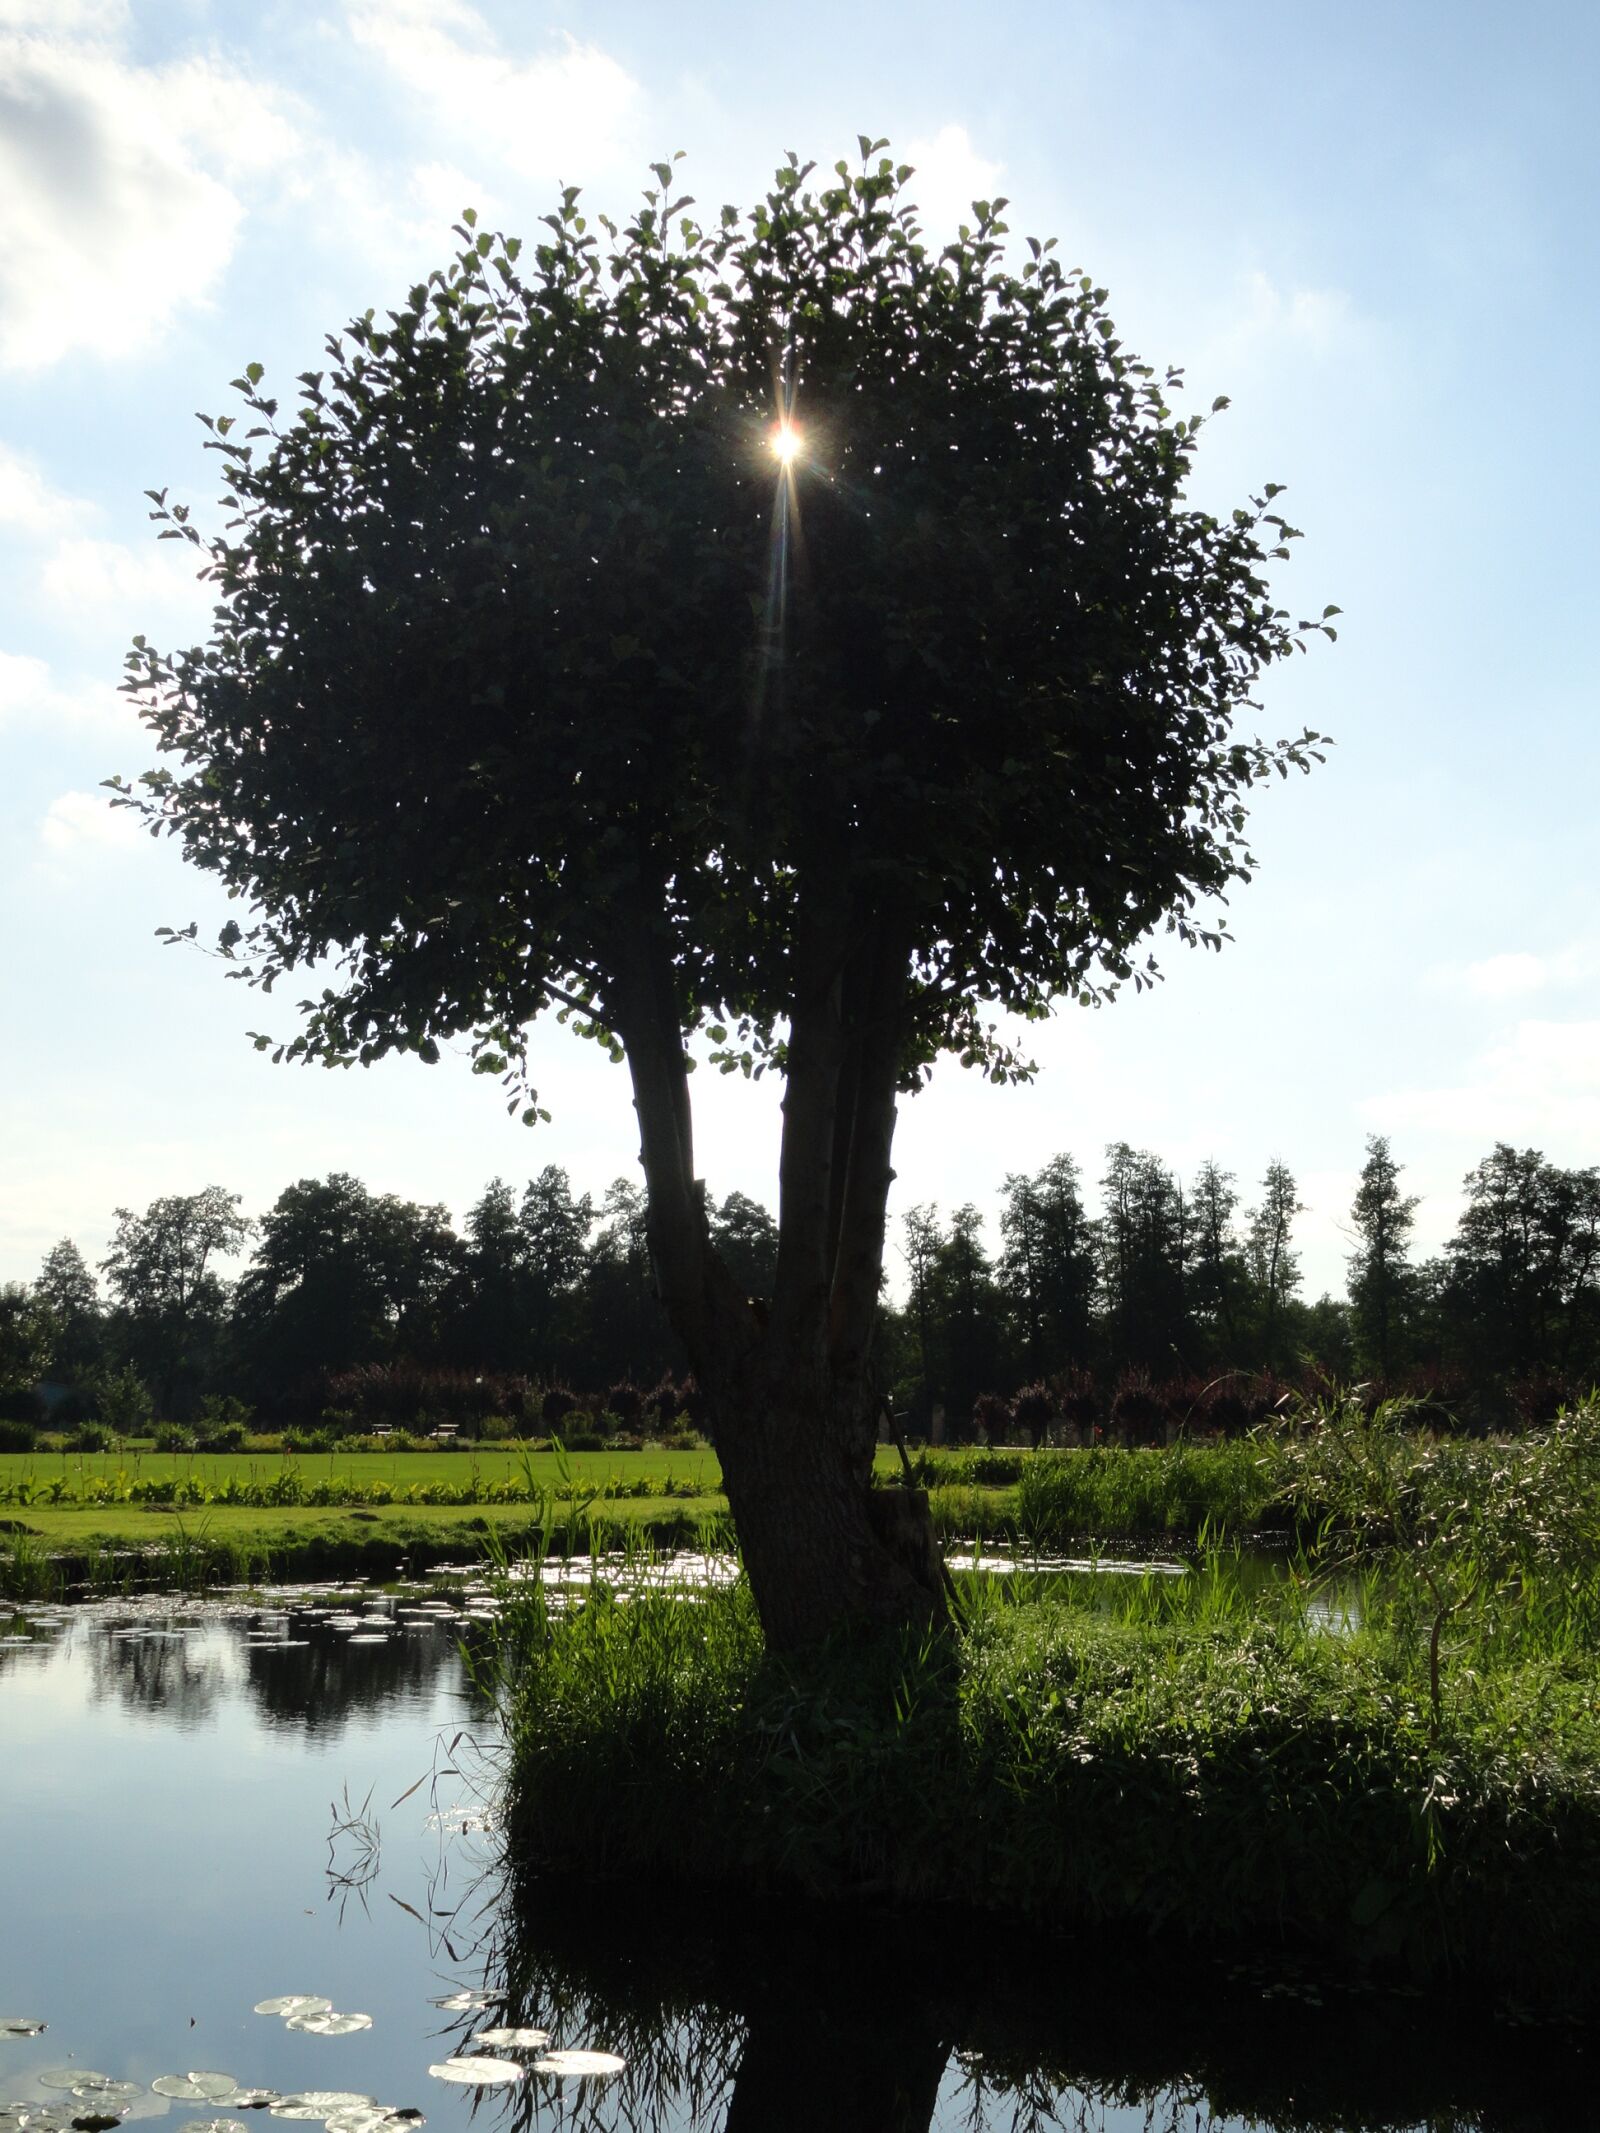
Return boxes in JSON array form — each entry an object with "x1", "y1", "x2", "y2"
[
  {"x1": 39, "y1": 534, "x2": 214, "y2": 636},
  {"x1": 0, "y1": 0, "x2": 126, "y2": 26},
  {"x1": 38, "y1": 786, "x2": 147, "y2": 861},
  {"x1": 0, "y1": 442, "x2": 95, "y2": 536},
  {"x1": 0, "y1": 649, "x2": 130, "y2": 737},
  {"x1": 346, "y1": 1, "x2": 641, "y2": 182},
  {"x1": 899, "y1": 124, "x2": 1003, "y2": 239},
  {"x1": 0, "y1": 29, "x2": 303, "y2": 370},
  {"x1": 1452, "y1": 944, "x2": 1600, "y2": 1000},
  {"x1": 1366, "y1": 1019, "x2": 1600, "y2": 1154}
]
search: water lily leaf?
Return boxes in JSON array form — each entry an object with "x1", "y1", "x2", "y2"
[
  {"x1": 530, "y1": 2053, "x2": 624, "y2": 2080},
  {"x1": 40, "y1": 2077, "x2": 106, "y2": 2094},
  {"x1": 0, "y1": 2018, "x2": 46, "y2": 2036},
  {"x1": 468, "y1": 2030, "x2": 548, "y2": 2053},
  {"x1": 175, "y1": 2120, "x2": 252, "y2": 2133},
  {"x1": 151, "y1": 2078, "x2": 236, "y2": 2104},
  {"x1": 225, "y1": 2095, "x2": 278, "y2": 2111},
  {"x1": 269, "y1": 2096, "x2": 374, "y2": 2121},
  {"x1": 1, "y1": 2111, "x2": 67, "y2": 2133},
  {"x1": 323, "y1": 2110, "x2": 421, "y2": 2133},
  {"x1": 70, "y1": 2085, "x2": 138, "y2": 2104},
  {"x1": 285, "y1": 2015, "x2": 371, "y2": 2038},
  {"x1": 426, "y1": 1991, "x2": 494, "y2": 2013},
  {"x1": 425, "y1": 2061, "x2": 523, "y2": 2087},
  {"x1": 254, "y1": 1997, "x2": 331, "y2": 2018}
]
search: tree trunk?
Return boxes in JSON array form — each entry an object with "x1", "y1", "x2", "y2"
[{"x1": 615, "y1": 899, "x2": 946, "y2": 1653}]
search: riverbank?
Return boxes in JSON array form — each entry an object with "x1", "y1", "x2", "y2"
[{"x1": 496, "y1": 1402, "x2": 1600, "y2": 2021}]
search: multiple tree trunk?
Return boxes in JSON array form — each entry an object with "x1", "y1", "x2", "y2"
[{"x1": 610, "y1": 892, "x2": 944, "y2": 1651}]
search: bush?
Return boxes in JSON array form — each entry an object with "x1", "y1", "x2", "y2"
[
  {"x1": 95, "y1": 1365, "x2": 153, "y2": 1436},
  {"x1": 153, "y1": 1423, "x2": 197, "y2": 1452},
  {"x1": 199, "y1": 1420, "x2": 249, "y2": 1452},
  {"x1": 0, "y1": 1418, "x2": 37, "y2": 1452},
  {"x1": 972, "y1": 1392, "x2": 1014, "y2": 1444},
  {"x1": 70, "y1": 1421, "x2": 119, "y2": 1453}
]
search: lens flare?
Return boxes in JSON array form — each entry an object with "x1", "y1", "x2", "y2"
[{"x1": 770, "y1": 422, "x2": 801, "y2": 467}]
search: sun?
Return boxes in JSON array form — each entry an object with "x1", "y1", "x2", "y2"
[{"x1": 770, "y1": 421, "x2": 802, "y2": 468}]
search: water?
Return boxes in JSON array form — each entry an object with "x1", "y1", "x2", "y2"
[{"x1": 0, "y1": 1588, "x2": 1589, "y2": 2132}]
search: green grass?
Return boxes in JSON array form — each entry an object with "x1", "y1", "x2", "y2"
[
  {"x1": 495, "y1": 1403, "x2": 1600, "y2": 2019},
  {"x1": 0, "y1": 1443, "x2": 721, "y2": 1508}
]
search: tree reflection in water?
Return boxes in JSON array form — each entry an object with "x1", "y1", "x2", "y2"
[{"x1": 405, "y1": 1867, "x2": 1589, "y2": 2133}]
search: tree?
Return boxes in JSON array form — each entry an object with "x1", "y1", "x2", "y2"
[
  {"x1": 1188, "y1": 1160, "x2": 1247, "y2": 1363},
  {"x1": 709, "y1": 1191, "x2": 780, "y2": 1305},
  {"x1": 1446, "y1": 1144, "x2": 1600, "y2": 1380},
  {"x1": 33, "y1": 1239, "x2": 104, "y2": 1381},
  {"x1": 1096, "y1": 1143, "x2": 1190, "y2": 1372},
  {"x1": 1347, "y1": 1135, "x2": 1418, "y2": 1378},
  {"x1": 231, "y1": 1173, "x2": 461, "y2": 1403},
  {"x1": 998, "y1": 1155, "x2": 1097, "y2": 1380},
  {"x1": 1245, "y1": 1159, "x2": 1304, "y2": 1368},
  {"x1": 0, "y1": 1283, "x2": 53, "y2": 1417},
  {"x1": 115, "y1": 150, "x2": 1326, "y2": 1648},
  {"x1": 519, "y1": 1165, "x2": 596, "y2": 1376},
  {"x1": 101, "y1": 1187, "x2": 249, "y2": 1416}
]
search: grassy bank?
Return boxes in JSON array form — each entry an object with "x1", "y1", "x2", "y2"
[
  {"x1": 497, "y1": 1402, "x2": 1600, "y2": 2019},
  {"x1": 0, "y1": 1496, "x2": 727, "y2": 1599}
]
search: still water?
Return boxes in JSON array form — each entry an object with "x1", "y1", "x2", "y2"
[{"x1": 0, "y1": 1586, "x2": 1589, "y2": 2133}]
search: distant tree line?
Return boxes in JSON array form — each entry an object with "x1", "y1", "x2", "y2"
[{"x1": 3, "y1": 1136, "x2": 1599, "y2": 1439}]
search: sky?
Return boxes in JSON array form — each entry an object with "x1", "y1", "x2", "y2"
[{"x1": 3, "y1": 0, "x2": 1598, "y2": 1306}]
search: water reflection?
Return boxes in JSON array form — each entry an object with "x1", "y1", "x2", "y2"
[{"x1": 443, "y1": 1872, "x2": 1590, "y2": 2133}]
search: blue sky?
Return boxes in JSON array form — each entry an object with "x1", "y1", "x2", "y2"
[{"x1": 3, "y1": 0, "x2": 1597, "y2": 1302}]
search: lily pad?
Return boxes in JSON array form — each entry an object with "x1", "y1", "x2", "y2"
[
  {"x1": 530, "y1": 2052, "x2": 624, "y2": 2081},
  {"x1": 175, "y1": 2121, "x2": 252, "y2": 2133},
  {"x1": 0, "y1": 2018, "x2": 46, "y2": 2036},
  {"x1": 426, "y1": 1991, "x2": 494, "y2": 2013},
  {"x1": 468, "y1": 2031, "x2": 549, "y2": 2053},
  {"x1": 70, "y1": 2085, "x2": 138, "y2": 2105},
  {"x1": 39, "y1": 2078, "x2": 105, "y2": 2095},
  {"x1": 284, "y1": 2015, "x2": 371, "y2": 2038},
  {"x1": 225, "y1": 2096, "x2": 278, "y2": 2112},
  {"x1": 151, "y1": 2078, "x2": 237, "y2": 2104},
  {"x1": 269, "y1": 2096, "x2": 374, "y2": 2122},
  {"x1": 254, "y1": 1997, "x2": 331, "y2": 2019},
  {"x1": 323, "y1": 2111, "x2": 421, "y2": 2133},
  {"x1": 425, "y1": 2061, "x2": 523, "y2": 2088},
  {"x1": 1, "y1": 2112, "x2": 67, "y2": 2133}
]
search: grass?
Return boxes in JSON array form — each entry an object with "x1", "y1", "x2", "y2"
[
  {"x1": 494, "y1": 1400, "x2": 1600, "y2": 2020},
  {"x1": 0, "y1": 1443, "x2": 720, "y2": 1505}
]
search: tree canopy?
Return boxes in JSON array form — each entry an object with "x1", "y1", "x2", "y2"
[{"x1": 113, "y1": 145, "x2": 1329, "y2": 1645}]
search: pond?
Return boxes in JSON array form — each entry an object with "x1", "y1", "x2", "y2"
[{"x1": 1, "y1": 1582, "x2": 1590, "y2": 2132}]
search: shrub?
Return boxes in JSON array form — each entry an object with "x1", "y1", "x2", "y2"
[
  {"x1": 1051, "y1": 1367, "x2": 1098, "y2": 1440},
  {"x1": 96, "y1": 1365, "x2": 152, "y2": 1436},
  {"x1": 0, "y1": 1418, "x2": 36, "y2": 1452},
  {"x1": 154, "y1": 1423, "x2": 197, "y2": 1452},
  {"x1": 199, "y1": 1420, "x2": 249, "y2": 1451},
  {"x1": 606, "y1": 1381, "x2": 644, "y2": 1427},
  {"x1": 1108, "y1": 1367, "x2": 1165, "y2": 1446},
  {"x1": 542, "y1": 1385, "x2": 577, "y2": 1428},
  {"x1": 1012, "y1": 1383, "x2": 1054, "y2": 1448},
  {"x1": 972, "y1": 1391, "x2": 1014, "y2": 1444},
  {"x1": 71, "y1": 1421, "x2": 119, "y2": 1453}
]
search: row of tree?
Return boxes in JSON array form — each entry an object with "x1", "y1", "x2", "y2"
[{"x1": 3, "y1": 1137, "x2": 1597, "y2": 1432}]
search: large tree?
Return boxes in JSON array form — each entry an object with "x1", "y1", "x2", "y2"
[
  {"x1": 1347, "y1": 1134, "x2": 1418, "y2": 1378},
  {"x1": 114, "y1": 149, "x2": 1327, "y2": 1648},
  {"x1": 101, "y1": 1187, "x2": 249, "y2": 1416}
]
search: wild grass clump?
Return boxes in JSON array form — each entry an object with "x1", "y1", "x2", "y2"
[{"x1": 496, "y1": 1498, "x2": 1600, "y2": 2015}]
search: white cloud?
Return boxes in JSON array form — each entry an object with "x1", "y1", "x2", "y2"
[
  {"x1": 899, "y1": 124, "x2": 1003, "y2": 239},
  {"x1": 0, "y1": 0, "x2": 126, "y2": 27},
  {"x1": 38, "y1": 786, "x2": 146, "y2": 861},
  {"x1": 39, "y1": 534, "x2": 213, "y2": 635},
  {"x1": 0, "y1": 442, "x2": 95, "y2": 536},
  {"x1": 0, "y1": 649, "x2": 130, "y2": 737},
  {"x1": 1366, "y1": 1019, "x2": 1600, "y2": 1153},
  {"x1": 0, "y1": 30, "x2": 303, "y2": 370},
  {"x1": 1453, "y1": 944, "x2": 1600, "y2": 1000},
  {"x1": 347, "y1": 1, "x2": 641, "y2": 181}
]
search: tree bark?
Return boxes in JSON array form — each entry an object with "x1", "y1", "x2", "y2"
[{"x1": 616, "y1": 896, "x2": 944, "y2": 1653}]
